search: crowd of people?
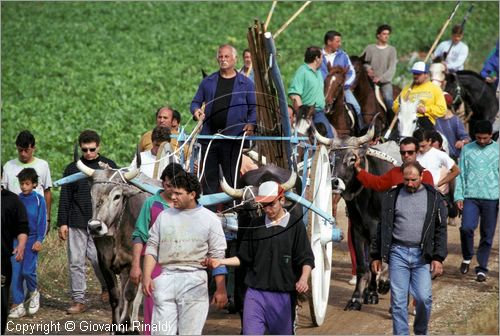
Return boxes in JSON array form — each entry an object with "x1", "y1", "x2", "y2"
[{"x1": 1, "y1": 22, "x2": 499, "y2": 335}]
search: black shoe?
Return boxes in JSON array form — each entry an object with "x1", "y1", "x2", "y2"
[
  {"x1": 476, "y1": 272, "x2": 486, "y2": 282},
  {"x1": 460, "y1": 262, "x2": 470, "y2": 274}
]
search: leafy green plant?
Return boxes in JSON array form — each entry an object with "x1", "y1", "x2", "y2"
[{"x1": 2, "y1": 2, "x2": 498, "y2": 224}]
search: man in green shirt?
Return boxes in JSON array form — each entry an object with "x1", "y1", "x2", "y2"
[{"x1": 288, "y1": 46, "x2": 334, "y2": 138}]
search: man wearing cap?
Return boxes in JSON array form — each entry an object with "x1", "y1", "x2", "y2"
[
  {"x1": 393, "y1": 61, "x2": 447, "y2": 130},
  {"x1": 203, "y1": 181, "x2": 315, "y2": 335}
]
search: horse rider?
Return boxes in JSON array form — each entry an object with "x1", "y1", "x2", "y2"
[
  {"x1": 320, "y1": 30, "x2": 365, "y2": 129},
  {"x1": 433, "y1": 24, "x2": 469, "y2": 72},
  {"x1": 362, "y1": 24, "x2": 398, "y2": 117},
  {"x1": 393, "y1": 61, "x2": 447, "y2": 130},
  {"x1": 289, "y1": 46, "x2": 335, "y2": 138}
]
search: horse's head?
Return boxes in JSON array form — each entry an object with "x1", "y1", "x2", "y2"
[
  {"x1": 349, "y1": 55, "x2": 366, "y2": 91},
  {"x1": 430, "y1": 62, "x2": 446, "y2": 89},
  {"x1": 324, "y1": 64, "x2": 347, "y2": 113},
  {"x1": 397, "y1": 99, "x2": 420, "y2": 138}
]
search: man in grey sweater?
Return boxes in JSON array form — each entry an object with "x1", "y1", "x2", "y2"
[
  {"x1": 371, "y1": 161, "x2": 447, "y2": 335},
  {"x1": 362, "y1": 24, "x2": 398, "y2": 114}
]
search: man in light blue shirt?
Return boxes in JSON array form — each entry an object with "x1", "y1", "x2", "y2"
[{"x1": 455, "y1": 120, "x2": 499, "y2": 282}]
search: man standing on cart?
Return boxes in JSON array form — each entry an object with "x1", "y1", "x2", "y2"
[{"x1": 191, "y1": 44, "x2": 257, "y2": 201}]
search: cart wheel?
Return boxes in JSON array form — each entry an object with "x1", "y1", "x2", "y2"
[{"x1": 306, "y1": 145, "x2": 333, "y2": 327}]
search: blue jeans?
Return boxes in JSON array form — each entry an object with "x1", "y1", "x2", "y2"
[
  {"x1": 344, "y1": 89, "x2": 364, "y2": 128},
  {"x1": 313, "y1": 109, "x2": 334, "y2": 138},
  {"x1": 389, "y1": 245, "x2": 432, "y2": 335},
  {"x1": 460, "y1": 198, "x2": 499, "y2": 274}
]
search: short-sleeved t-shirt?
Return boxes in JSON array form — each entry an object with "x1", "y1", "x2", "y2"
[
  {"x1": 2, "y1": 158, "x2": 52, "y2": 196},
  {"x1": 288, "y1": 64, "x2": 325, "y2": 109},
  {"x1": 417, "y1": 147, "x2": 455, "y2": 187}
]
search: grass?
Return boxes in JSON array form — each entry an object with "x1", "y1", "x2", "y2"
[{"x1": 1, "y1": 1, "x2": 499, "y2": 224}]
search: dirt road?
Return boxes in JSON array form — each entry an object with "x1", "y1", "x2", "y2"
[{"x1": 5, "y1": 200, "x2": 499, "y2": 335}]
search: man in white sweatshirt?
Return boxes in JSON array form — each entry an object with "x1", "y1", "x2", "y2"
[{"x1": 142, "y1": 170, "x2": 227, "y2": 335}]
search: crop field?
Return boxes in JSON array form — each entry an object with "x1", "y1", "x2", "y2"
[{"x1": 2, "y1": 1, "x2": 499, "y2": 223}]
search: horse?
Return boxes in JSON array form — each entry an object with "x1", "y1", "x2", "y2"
[
  {"x1": 430, "y1": 63, "x2": 499, "y2": 135},
  {"x1": 323, "y1": 64, "x2": 357, "y2": 137},
  {"x1": 444, "y1": 70, "x2": 499, "y2": 137},
  {"x1": 396, "y1": 97, "x2": 450, "y2": 152},
  {"x1": 350, "y1": 55, "x2": 402, "y2": 137}
]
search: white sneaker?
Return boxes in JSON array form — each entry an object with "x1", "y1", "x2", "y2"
[
  {"x1": 27, "y1": 290, "x2": 40, "y2": 315},
  {"x1": 8, "y1": 304, "x2": 26, "y2": 318},
  {"x1": 348, "y1": 275, "x2": 357, "y2": 286}
]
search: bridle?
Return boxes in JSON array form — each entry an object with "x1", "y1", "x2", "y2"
[{"x1": 325, "y1": 72, "x2": 344, "y2": 115}]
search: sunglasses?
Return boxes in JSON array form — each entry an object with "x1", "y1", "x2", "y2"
[
  {"x1": 399, "y1": 150, "x2": 415, "y2": 155},
  {"x1": 81, "y1": 147, "x2": 97, "y2": 153}
]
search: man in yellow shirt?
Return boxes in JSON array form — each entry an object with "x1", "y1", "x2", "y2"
[{"x1": 393, "y1": 61, "x2": 446, "y2": 130}]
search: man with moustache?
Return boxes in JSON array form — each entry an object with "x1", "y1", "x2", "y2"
[
  {"x1": 190, "y1": 44, "x2": 256, "y2": 199},
  {"x1": 371, "y1": 161, "x2": 447, "y2": 335},
  {"x1": 393, "y1": 61, "x2": 446, "y2": 130}
]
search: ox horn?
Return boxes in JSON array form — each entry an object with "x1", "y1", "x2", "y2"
[
  {"x1": 313, "y1": 127, "x2": 342, "y2": 149},
  {"x1": 314, "y1": 128, "x2": 333, "y2": 145},
  {"x1": 219, "y1": 165, "x2": 244, "y2": 198},
  {"x1": 220, "y1": 176, "x2": 244, "y2": 198},
  {"x1": 280, "y1": 171, "x2": 297, "y2": 191},
  {"x1": 355, "y1": 112, "x2": 380, "y2": 145},
  {"x1": 124, "y1": 147, "x2": 141, "y2": 181},
  {"x1": 76, "y1": 160, "x2": 95, "y2": 177}
]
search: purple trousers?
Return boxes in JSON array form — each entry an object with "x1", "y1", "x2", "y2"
[
  {"x1": 242, "y1": 287, "x2": 294, "y2": 335},
  {"x1": 143, "y1": 263, "x2": 161, "y2": 335}
]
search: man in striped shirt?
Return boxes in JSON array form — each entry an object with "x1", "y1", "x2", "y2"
[{"x1": 57, "y1": 130, "x2": 117, "y2": 314}]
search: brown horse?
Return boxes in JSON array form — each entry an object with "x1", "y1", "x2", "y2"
[
  {"x1": 324, "y1": 64, "x2": 357, "y2": 138},
  {"x1": 350, "y1": 56, "x2": 401, "y2": 137}
]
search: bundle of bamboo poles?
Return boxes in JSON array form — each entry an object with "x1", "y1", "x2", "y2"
[{"x1": 247, "y1": 19, "x2": 288, "y2": 170}]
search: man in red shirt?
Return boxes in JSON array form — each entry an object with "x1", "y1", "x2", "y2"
[{"x1": 354, "y1": 137, "x2": 434, "y2": 190}]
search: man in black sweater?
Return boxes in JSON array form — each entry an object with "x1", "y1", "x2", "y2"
[
  {"x1": 1, "y1": 187, "x2": 29, "y2": 334},
  {"x1": 204, "y1": 181, "x2": 314, "y2": 334},
  {"x1": 57, "y1": 130, "x2": 117, "y2": 314}
]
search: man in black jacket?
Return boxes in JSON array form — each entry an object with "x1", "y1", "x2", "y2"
[
  {"x1": 57, "y1": 130, "x2": 117, "y2": 314},
  {"x1": 371, "y1": 161, "x2": 447, "y2": 335}
]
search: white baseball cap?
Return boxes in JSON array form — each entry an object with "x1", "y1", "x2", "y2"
[
  {"x1": 254, "y1": 181, "x2": 284, "y2": 204},
  {"x1": 411, "y1": 61, "x2": 429, "y2": 74}
]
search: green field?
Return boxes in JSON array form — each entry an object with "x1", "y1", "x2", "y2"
[{"x1": 2, "y1": 1, "x2": 498, "y2": 223}]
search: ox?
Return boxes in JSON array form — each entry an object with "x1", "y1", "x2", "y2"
[
  {"x1": 218, "y1": 165, "x2": 299, "y2": 318},
  {"x1": 315, "y1": 126, "x2": 394, "y2": 310},
  {"x1": 76, "y1": 160, "x2": 155, "y2": 333}
]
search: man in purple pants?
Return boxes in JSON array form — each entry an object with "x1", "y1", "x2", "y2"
[{"x1": 204, "y1": 181, "x2": 314, "y2": 334}]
